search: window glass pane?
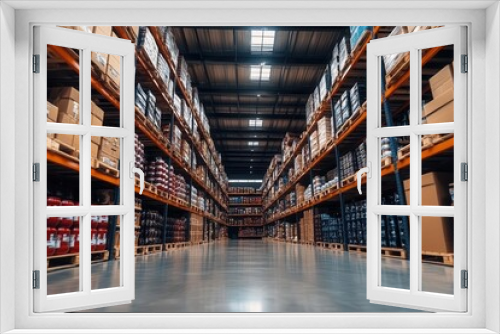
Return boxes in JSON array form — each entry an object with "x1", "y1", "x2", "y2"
[
  {"x1": 380, "y1": 50, "x2": 410, "y2": 127},
  {"x1": 420, "y1": 216, "x2": 454, "y2": 294},
  {"x1": 380, "y1": 137, "x2": 410, "y2": 205},
  {"x1": 420, "y1": 136, "x2": 454, "y2": 207},
  {"x1": 91, "y1": 136, "x2": 121, "y2": 205},
  {"x1": 47, "y1": 136, "x2": 81, "y2": 204},
  {"x1": 47, "y1": 46, "x2": 81, "y2": 125},
  {"x1": 421, "y1": 45, "x2": 454, "y2": 125},
  {"x1": 91, "y1": 215, "x2": 121, "y2": 290},
  {"x1": 380, "y1": 215, "x2": 410, "y2": 290},
  {"x1": 47, "y1": 215, "x2": 82, "y2": 295}
]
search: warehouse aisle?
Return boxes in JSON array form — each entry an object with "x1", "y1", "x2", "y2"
[{"x1": 46, "y1": 241, "x2": 454, "y2": 313}]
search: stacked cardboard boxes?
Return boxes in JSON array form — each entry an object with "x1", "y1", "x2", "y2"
[
  {"x1": 190, "y1": 213, "x2": 204, "y2": 243},
  {"x1": 317, "y1": 116, "x2": 332, "y2": 150},
  {"x1": 50, "y1": 87, "x2": 80, "y2": 149},
  {"x1": 299, "y1": 209, "x2": 315, "y2": 243},
  {"x1": 137, "y1": 27, "x2": 159, "y2": 67},
  {"x1": 309, "y1": 130, "x2": 320, "y2": 159},
  {"x1": 423, "y1": 64, "x2": 454, "y2": 124},
  {"x1": 97, "y1": 138, "x2": 120, "y2": 169}
]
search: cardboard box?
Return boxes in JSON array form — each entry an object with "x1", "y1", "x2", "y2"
[
  {"x1": 92, "y1": 26, "x2": 112, "y2": 37},
  {"x1": 73, "y1": 136, "x2": 80, "y2": 151},
  {"x1": 56, "y1": 99, "x2": 80, "y2": 122},
  {"x1": 106, "y1": 54, "x2": 121, "y2": 87},
  {"x1": 47, "y1": 101, "x2": 59, "y2": 122},
  {"x1": 55, "y1": 133, "x2": 75, "y2": 147},
  {"x1": 423, "y1": 88, "x2": 454, "y2": 123},
  {"x1": 404, "y1": 172, "x2": 454, "y2": 253},
  {"x1": 429, "y1": 64, "x2": 454, "y2": 98},
  {"x1": 97, "y1": 154, "x2": 119, "y2": 169},
  {"x1": 91, "y1": 102, "x2": 105, "y2": 122},
  {"x1": 92, "y1": 136, "x2": 102, "y2": 146},
  {"x1": 91, "y1": 114, "x2": 103, "y2": 127},
  {"x1": 91, "y1": 142, "x2": 99, "y2": 158},
  {"x1": 51, "y1": 86, "x2": 79, "y2": 103},
  {"x1": 100, "y1": 138, "x2": 120, "y2": 159},
  {"x1": 91, "y1": 51, "x2": 108, "y2": 73}
]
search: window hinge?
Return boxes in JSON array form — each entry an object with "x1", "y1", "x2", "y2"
[
  {"x1": 461, "y1": 54, "x2": 468, "y2": 73},
  {"x1": 33, "y1": 54, "x2": 40, "y2": 73},
  {"x1": 461, "y1": 270, "x2": 468, "y2": 289},
  {"x1": 461, "y1": 162, "x2": 468, "y2": 181},
  {"x1": 33, "y1": 270, "x2": 40, "y2": 289},
  {"x1": 33, "y1": 163, "x2": 40, "y2": 182}
]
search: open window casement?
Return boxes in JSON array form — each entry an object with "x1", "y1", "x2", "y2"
[
  {"x1": 361, "y1": 26, "x2": 467, "y2": 312},
  {"x1": 33, "y1": 26, "x2": 138, "y2": 312}
]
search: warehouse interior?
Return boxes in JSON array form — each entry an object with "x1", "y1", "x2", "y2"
[{"x1": 45, "y1": 25, "x2": 456, "y2": 312}]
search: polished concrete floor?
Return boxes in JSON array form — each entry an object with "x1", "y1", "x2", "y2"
[{"x1": 47, "y1": 240, "x2": 454, "y2": 313}]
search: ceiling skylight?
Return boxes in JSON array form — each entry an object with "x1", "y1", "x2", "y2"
[
  {"x1": 248, "y1": 141, "x2": 259, "y2": 146},
  {"x1": 250, "y1": 65, "x2": 271, "y2": 81},
  {"x1": 251, "y1": 30, "x2": 275, "y2": 52},
  {"x1": 249, "y1": 119, "x2": 263, "y2": 127}
]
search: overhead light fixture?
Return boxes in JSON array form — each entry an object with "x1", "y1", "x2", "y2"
[
  {"x1": 248, "y1": 141, "x2": 259, "y2": 146},
  {"x1": 250, "y1": 166, "x2": 253, "y2": 169}
]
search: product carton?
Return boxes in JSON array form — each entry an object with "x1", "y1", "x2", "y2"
[
  {"x1": 429, "y1": 64, "x2": 454, "y2": 98},
  {"x1": 106, "y1": 54, "x2": 121, "y2": 87},
  {"x1": 423, "y1": 88, "x2": 454, "y2": 123},
  {"x1": 91, "y1": 102, "x2": 105, "y2": 122},
  {"x1": 91, "y1": 51, "x2": 108, "y2": 73},
  {"x1": 47, "y1": 101, "x2": 59, "y2": 122},
  {"x1": 92, "y1": 26, "x2": 112, "y2": 36},
  {"x1": 404, "y1": 172, "x2": 454, "y2": 253}
]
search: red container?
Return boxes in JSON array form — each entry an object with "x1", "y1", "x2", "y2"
[
  {"x1": 54, "y1": 227, "x2": 70, "y2": 255},
  {"x1": 61, "y1": 199, "x2": 75, "y2": 206},
  {"x1": 47, "y1": 216, "x2": 61, "y2": 228},
  {"x1": 47, "y1": 196, "x2": 61, "y2": 206},
  {"x1": 96, "y1": 227, "x2": 108, "y2": 251},
  {"x1": 98, "y1": 216, "x2": 109, "y2": 229},
  {"x1": 60, "y1": 216, "x2": 73, "y2": 228},
  {"x1": 91, "y1": 228, "x2": 98, "y2": 251},
  {"x1": 69, "y1": 226, "x2": 79, "y2": 254},
  {"x1": 91, "y1": 216, "x2": 99, "y2": 229},
  {"x1": 47, "y1": 227, "x2": 57, "y2": 256}
]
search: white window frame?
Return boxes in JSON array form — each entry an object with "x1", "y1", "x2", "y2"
[
  {"x1": 366, "y1": 26, "x2": 467, "y2": 312},
  {"x1": 33, "y1": 26, "x2": 136, "y2": 312},
  {"x1": 0, "y1": 2, "x2": 498, "y2": 334}
]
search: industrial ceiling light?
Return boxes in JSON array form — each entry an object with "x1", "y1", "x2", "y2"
[
  {"x1": 248, "y1": 141, "x2": 259, "y2": 146},
  {"x1": 249, "y1": 119, "x2": 263, "y2": 127}
]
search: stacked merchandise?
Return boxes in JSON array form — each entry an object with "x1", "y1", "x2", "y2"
[
  {"x1": 227, "y1": 218, "x2": 263, "y2": 226},
  {"x1": 190, "y1": 185, "x2": 198, "y2": 208},
  {"x1": 339, "y1": 151, "x2": 357, "y2": 180},
  {"x1": 229, "y1": 187, "x2": 259, "y2": 194},
  {"x1": 422, "y1": 64, "x2": 454, "y2": 124},
  {"x1": 47, "y1": 195, "x2": 81, "y2": 257},
  {"x1": 135, "y1": 83, "x2": 161, "y2": 131},
  {"x1": 138, "y1": 210, "x2": 163, "y2": 246},
  {"x1": 177, "y1": 56, "x2": 189, "y2": 94},
  {"x1": 229, "y1": 207, "x2": 262, "y2": 215},
  {"x1": 309, "y1": 130, "x2": 320, "y2": 159},
  {"x1": 349, "y1": 82, "x2": 366, "y2": 113},
  {"x1": 190, "y1": 213, "x2": 203, "y2": 243},
  {"x1": 173, "y1": 174, "x2": 188, "y2": 202},
  {"x1": 294, "y1": 153, "x2": 303, "y2": 175},
  {"x1": 338, "y1": 35, "x2": 351, "y2": 73},
  {"x1": 145, "y1": 157, "x2": 169, "y2": 192},
  {"x1": 304, "y1": 184, "x2": 313, "y2": 202},
  {"x1": 318, "y1": 68, "x2": 330, "y2": 103},
  {"x1": 135, "y1": 83, "x2": 148, "y2": 115},
  {"x1": 355, "y1": 141, "x2": 367, "y2": 169},
  {"x1": 305, "y1": 95, "x2": 316, "y2": 126},
  {"x1": 180, "y1": 139, "x2": 192, "y2": 165},
  {"x1": 381, "y1": 137, "x2": 392, "y2": 161},
  {"x1": 333, "y1": 100, "x2": 343, "y2": 131},
  {"x1": 317, "y1": 115, "x2": 332, "y2": 150},
  {"x1": 218, "y1": 226, "x2": 228, "y2": 239},
  {"x1": 340, "y1": 91, "x2": 351, "y2": 128},
  {"x1": 330, "y1": 44, "x2": 340, "y2": 84},
  {"x1": 345, "y1": 200, "x2": 367, "y2": 245},
  {"x1": 229, "y1": 196, "x2": 261, "y2": 204},
  {"x1": 326, "y1": 168, "x2": 339, "y2": 187},
  {"x1": 165, "y1": 216, "x2": 187, "y2": 243},
  {"x1": 299, "y1": 209, "x2": 315, "y2": 243},
  {"x1": 380, "y1": 192, "x2": 406, "y2": 249},
  {"x1": 313, "y1": 176, "x2": 326, "y2": 195},
  {"x1": 383, "y1": 27, "x2": 410, "y2": 78},
  {"x1": 317, "y1": 212, "x2": 343, "y2": 244},
  {"x1": 137, "y1": 26, "x2": 159, "y2": 67},
  {"x1": 296, "y1": 184, "x2": 305, "y2": 204},
  {"x1": 238, "y1": 227, "x2": 263, "y2": 238},
  {"x1": 98, "y1": 137, "x2": 120, "y2": 170},
  {"x1": 198, "y1": 196, "x2": 205, "y2": 211},
  {"x1": 290, "y1": 191, "x2": 297, "y2": 207},
  {"x1": 135, "y1": 134, "x2": 145, "y2": 171},
  {"x1": 349, "y1": 26, "x2": 373, "y2": 53},
  {"x1": 160, "y1": 27, "x2": 180, "y2": 68},
  {"x1": 156, "y1": 53, "x2": 170, "y2": 86},
  {"x1": 282, "y1": 132, "x2": 299, "y2": 162}
]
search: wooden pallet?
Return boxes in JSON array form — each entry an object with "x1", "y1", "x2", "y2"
[
  {"x1": 47, "y1": 137, "x2": 80, "y2": 162},
  {"x1": 397, "y1": 144, "x2": 411, "y2": 160},
  {"x1": 430, "y1": 133, "x2": 454, "y2": 145},
  {"x1": 143, "y1": 182, "x2": 157, "y2": 194},
  {"x1": 422, "y1": 251, "x2": 454, "y2": 266},
  {"x1": 47, "y1": 250, "x2": 109, "y2": 272},
  {"x1": 350, "y1": 30, "x2": 373, "y2": 58},
  {"x1": 385, "y1": 53, "x2": 410, "y2": 87},
  {"x1": 135, "y1": 244, "x2": 162, "y2": 256},
  {"x1": 92, "y1": 158, "x2": 120, "y2": 177},
  {"x1": 382, "y1": 247, "x2": 407, "y2": 259},
  {"x1": 381, "y1": 156, "x2": 392, "y2": 169},
  {"x1": 324, "y1": 242, "x2": 344, "y2": 251},
  {"x1": 348, "y1": 244, "x2": 367, "y2": 253},
  {"x1": 335, "y1": 106, "x2": 363, "y2": 139},
  {"x1": 164, "y1": 242, "x2": 190, "y2": 250},
  {"x1": 341, "y1": 174, "x2": 357, "y2": 187}
]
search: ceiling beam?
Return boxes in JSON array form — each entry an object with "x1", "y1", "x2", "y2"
[
  {"x1": 197, "y1": 87, "x2": 312, "y2": 97},
  {"x1": 206, "y1": 112, "x2": 305, "y2": 120},
  {"x1": 201, "y1": 101, "x2": 305, "y2": 109},
  {"x1": 183, "y1": 53, "x2": 329, "y2": 67},
  {"x1": 212, "y1": 129, "x2": 292, "y2": 135}
]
